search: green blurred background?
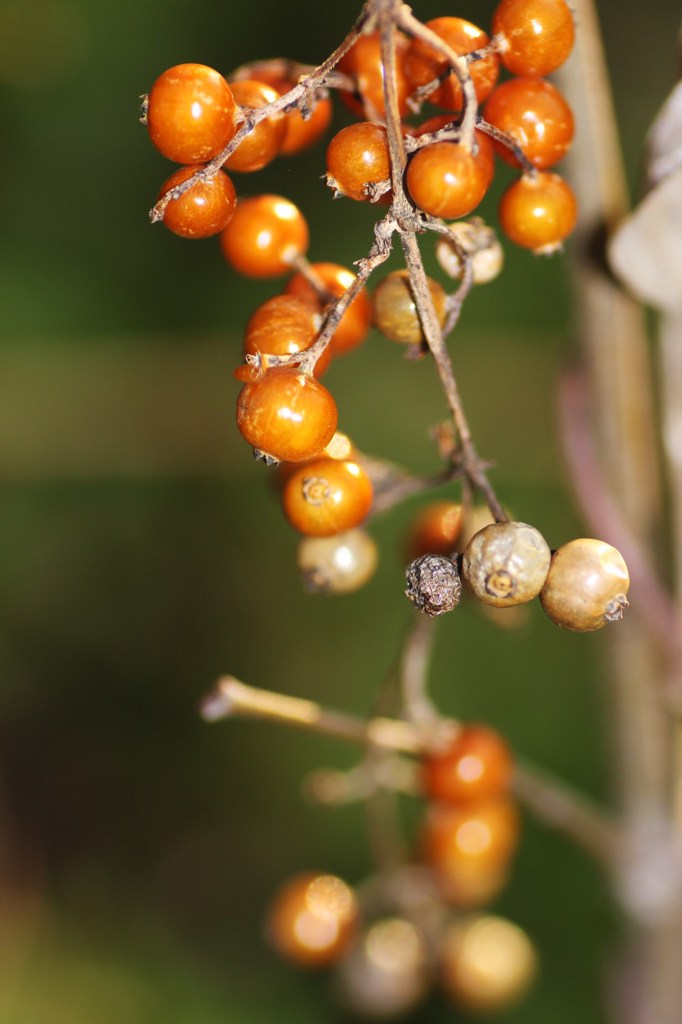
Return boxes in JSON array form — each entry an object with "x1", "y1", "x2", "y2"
[{"x1": 0, "y1": 0, "x2": 677, "y2": 1021}]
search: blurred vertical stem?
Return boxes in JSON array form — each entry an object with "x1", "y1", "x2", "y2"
[{"x1": 557, "y1": 2, "x2": 680, "y2": 1022}]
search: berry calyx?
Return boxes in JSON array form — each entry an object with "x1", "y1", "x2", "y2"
[
  {"x1": 236, "y1": 367, "x2": 338, "y2": 463},
  {"x1": 498, "y1": 172, "x2": 577, "y2": 253},
  {"x1": 220, "y1": 194, "x2": 309, "y2": 276},
  {"x1": 146, "y1": 63, "x2": 237, "y2": 164},
  {"x1": 157, "y1": 165, "x2": 236, "y2": 238},
  {"x1": 540, "y1": 538, "x2": 630, "y2": 631}
]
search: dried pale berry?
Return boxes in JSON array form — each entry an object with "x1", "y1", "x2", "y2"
[
  {"x1": 540, "y1": 537, "x2": 629, "y2": 631},
  {"x1": 462, "y1": 521, "x2": 550, "y2": 607}
]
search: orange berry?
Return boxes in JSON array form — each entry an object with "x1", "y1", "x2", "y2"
[
  {"x1": 406, "y1": 502, "x2": 464, "y2": 561},
  {"x1": 483, "y1": 78, "x2": 574, "y2": 169},
  {"x1": 406, "y1": 141, "x2": 489, "y2": 220},
  {"x1": 281, "y1": 458, "x2": 374, "y2": 536},
  {"x1": 499, "y1": 171, "x2": 577, "y2": 253},
  {"x1": 266, "y1": 872, "x2": 358, "y2": 968},
  {"x1": 285, "y1": 263, "x2": 372, "y2": 356},
  {"x1": 243, "y1": 294, "x2": 330, "y2": 377},
  {"x1": 158, "y1": 165, "x2": 236, "y2": 238},
  {"x1": 404, "y1": 17, "x2": 499, "y2": 110},
  {"x1": 419, "y1": 794, "x2": 520, "y2": 876},
  {"x1": 337, "y1": 30, "x2": 412, "y2": 120},
  {"x1": 220, "y1": 194, "x2": 309, "y2": 277},
  {"x1": 326, "y1": 122, "x2": 391, "y2": 202},
  {"x1": 236, "y1": 367, "x2": 337, "y2": 463},
  {"x1": 492, "y1": 0, "x2": 575, "y2": 78},
  {"x1": 422, "y1": 725, "x2": 514, "y2": 805},
  {"x1": 224, "y1": 79, "x2": 286, "y2": 172},
  {"x1": 147, "y1": 63, "x2": 237, "y2": 164}
]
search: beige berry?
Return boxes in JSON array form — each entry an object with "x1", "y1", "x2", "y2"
[
  {"x1": 297, "y1": 529, "x2": 378, "y2": 594},
  {"x1": 540, "y1": 537, "x2": 630, "y2": 631},
  {"x1": 335, "y1": 917, "x2": 431, "y2": 1018},
  {"x1": 371, "y1": 269, "x2": 447, "y2": 345},
  {"x1": 435, "y1": 222, "x2": 504, "y2": 285},
  {"x1": 441, "y1": 914, "x2": 538, "y2": 1013},
  {"x1": 462, "y1": 521, "x2": 551, "y2": 607}
]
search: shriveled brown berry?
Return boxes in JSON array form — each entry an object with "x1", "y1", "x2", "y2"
[
  {"x1": 462, "y1": 521, "x2": 550, "y2": 607},
  {"x1": 405, "y1": 554, "x2": 462, "y2": 616},
  {"x1": 372, "y1": 270, "x2": 447, "y2": 346},
  {"x1": 540, "y1": 538, "x2": 630, "y2": 631}
]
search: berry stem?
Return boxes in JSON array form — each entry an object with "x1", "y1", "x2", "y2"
[
  {"x1": 400, "y1": 229, "x2": 507, "y2": 523},
  {"x1": 397, "y1": 5, "x2": 478, "y2": 150},
  {"x1": 200, "y1": 676, "x2": 620, "y2": 865}
]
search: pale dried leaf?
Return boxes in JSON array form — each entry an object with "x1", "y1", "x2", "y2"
[
  {"x1": 646, "y1": 80, "x2": 682, "y2": 188},
  {"x1": 608, "y1": 167, "x2": 682, "y2": 313}
]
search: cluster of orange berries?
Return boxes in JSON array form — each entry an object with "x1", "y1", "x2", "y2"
[
  {"x1": 265, "y1": 724, "x2": 537, "y2": 1016},
  {"x1": 405, "y1": 501, "x2": 631, "y2": 631}
]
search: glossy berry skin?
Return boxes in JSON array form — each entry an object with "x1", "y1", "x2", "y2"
[
  {"x1": 422, "y1": 798, "x2": 520, "y2": 904},
  {"x1": 326, "y1": 122, "x2": 390, "y2": 202},
  {"x1": 266, "y1": 872, "x2": 358, "y2": 969},
  {"x1": 463, "y1": 521, "x2": 551, "y2": 607},
  {"x1": 540, "y1": 538, "x2": 630, "y2": 631},
  {"x1": 236, "y1": 368, "x2": 337, "y2": 463},
  {"x1": 285, "y1": 263, "x2": 372, "y2": 356},
  {"x1": 243, "y1": 294, "x2": 330, "y2": 377},
  {"x1": 422, "y1": 725, "x2": 514, "y2": 806},
  {"x1": 404, "y1": 17, "x2": 499, "y2": 110},
  {"x1": 372, "y1": 270, "x2": 447, "y2": 346},
  {"x1": 298, "y1": 529, "x2": 378, "y2": 594},
  {"x1": 406, "y1": 141, "x2": 489, "y2": 220},
  {"x1": 158, "y1": 165, "x2": 236, "y2": 238},
  {"x1": 483, "y1": 78, "x2": 574, "y2": 169},
  {"x1": 220, "y1": 194, "x2": 309, "y2": 277},
  {"x1": 441, "y1": 915, "x2": 538, "y2": 1013},
  {"x1": 406, "y1": 501, "x2": 464, "y2": 561},
  {"x1": 337, "y1": 31, "x2": 412, "y2": 120},
  {"x1": 250, "y1": 69, "x2": 333, "y2": 155},
  {"x1": 224, "y1": 79, "x2": 286, "y2": 172},
  {"x1": 147, "y1": 63, "x2": 237, "y2": 164},
  {"x1": 414, "y1": 116, "x2": 496, "y2": 189},
  {"x1": 282, "y1": 458, "x2": 373, "y2": 536},
  {"x1": 492, "y1": 0, "x2": 575, "y2": 78},
  {"x1": 499, "y1": 171, "x2": 577, "y2": 253}
]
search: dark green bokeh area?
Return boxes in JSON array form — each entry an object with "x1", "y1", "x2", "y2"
[{"x1": 0, "y1": 1, "x2": 676, "y2": 1021}]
